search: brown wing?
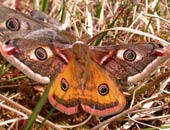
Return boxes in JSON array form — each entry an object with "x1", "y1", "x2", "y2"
[
  {"x1": 91, "y1": 43, "x2": 170, "y2": 83},
  {"x1": 0, "y1": 6, "x2": 50, "y2": 41},
  {"x1": 0, "y1": 38, "x2": 72, "y2": 83},
  {"x1": 0, "y1": 6, "x2": 77, "y2": 44}
]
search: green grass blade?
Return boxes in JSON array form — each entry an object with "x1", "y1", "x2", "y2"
[
  {"x1": 60, "y1": 0, "x2": 67, "y2": 23},
  {"x1": 41, "y1": 0, "x2": 49, "y2": 12},
  {"x1": 95, "y1": 0, "x2": 102, "y2": 18},
  {"x1": 24, "y1": 78, "x2": 53, "y2": 130},
  {"x1": 8, "y1": 75, "x2": 26, "y2": 81},
  {"x1": 37, "y1": 107, "x2": 56, "y2": 130},
  {"x1": 95, "y1": 7, "x2": 125, "y2": 45},
  {"x1": 145, "y1": 0, "x2": 160, "y2": 31}
]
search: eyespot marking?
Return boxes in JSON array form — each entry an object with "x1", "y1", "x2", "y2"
[
  {"x1": 123, "y1": 49, "x2": 136, "y2": 61},
  {"x1": 6, "y1": 18, "x2": 20, "y2": 31},
  {"x1": 116, "y1": 49, "x2": 142, "y2": 62},
  {"x1": 35, "y1": 47, "x2": 47, "y2": 61},
  {"x1": 28, "y1": 46, "x2": 53, "y2": 61},
  {"x1": 61, "y1": 78, "x2": 69, "y2": 91},
  {"x1": 98, "y1": 84, "x2": 109, "y2": 96}
]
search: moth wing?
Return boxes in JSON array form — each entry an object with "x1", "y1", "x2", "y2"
[
  {"x1": 0, "y1": 6, "x2": 77, "y2": 44},
  {"x1": 80, "y1": 60, "x2": 126, "y2": 117},
  {"x1": 48, "y1": 59, "x2": 81, "y2": 115},
  {"x1": 91, "y1": 43, "x2": 169, "y2": 83},
  {"x1": 0, "y1": 6, "x2": 50, "y2": 41},
  {"x1": 0, "y1": 39, "x2": 72, "y2": 83}
]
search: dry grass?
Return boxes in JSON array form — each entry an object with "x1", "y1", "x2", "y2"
[{"x1": 0, "y1": 0, "x2": 170, "y2": 129}]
